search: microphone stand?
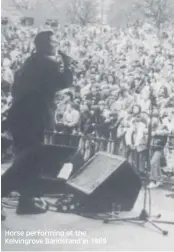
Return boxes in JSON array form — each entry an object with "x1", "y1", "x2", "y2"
[{"x1": 103, "y1": 68, "x2": 174, "y2": 235}]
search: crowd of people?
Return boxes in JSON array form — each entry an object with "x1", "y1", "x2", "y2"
[{"x1": 1, "y1": 21, "x2": 174, "y2": 187}]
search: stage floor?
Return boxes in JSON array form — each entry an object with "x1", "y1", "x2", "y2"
[{"x1": 1, "y1": 188, "x2": 174, "y2": 251}]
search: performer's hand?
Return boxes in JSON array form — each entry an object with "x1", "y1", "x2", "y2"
[
  {"x1": 62, "y1": 54, "x2": 70, "y2": 69},
  {"x1": 58, "y1": 50, "x2": 70, "y2": 69}
]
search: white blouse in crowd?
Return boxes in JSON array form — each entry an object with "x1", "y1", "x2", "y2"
[
  {"x1": 10, "y1": 50, "x2": 20, "y2": 62},
  {"x1": 125, "y1": 120, "x2": 148, "y2": 152},
  {"x1": 63, "y1": 109, "x2": 80, "y2": 127}
]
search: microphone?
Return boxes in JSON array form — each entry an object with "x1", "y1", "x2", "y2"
[
  {"x1": 58, "y1": 50, "x2": 78, "y2": 65},
  {"x1": 58, "y1": 49, "x2": 68, "y2": 58}
]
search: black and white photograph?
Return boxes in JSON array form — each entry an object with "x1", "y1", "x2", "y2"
[{"x1": 1, "y1": 0, "x2": 174, "y2": 251}]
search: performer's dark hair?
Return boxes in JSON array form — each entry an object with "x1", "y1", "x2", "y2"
[{"x1": 34, "y1": 31, "x2": 53, "y2": 47}]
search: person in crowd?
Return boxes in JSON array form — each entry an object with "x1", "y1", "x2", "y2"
[
  {"x1": 2, "y1": 58, "x2": 14, "y2": 89},
  {"x1": 80, "y1": 105, "x2": 94, "y2": 135},
  {"x1": 62, "y1": 103, "x2": 80, "y2": 134},
  {"x1": 90, "y1": 106, "x2": 111, "y2": 151},
  {"x1": 148, "y1": 117, "x2": 168, "y2": 188},
  {"x1": 125, "y1": 105, "x2": 148, "y2": 169}
]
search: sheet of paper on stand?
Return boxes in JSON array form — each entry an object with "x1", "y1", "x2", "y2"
[{"x1": 57, "y1": 163, "x2": 73, "y2": 180}]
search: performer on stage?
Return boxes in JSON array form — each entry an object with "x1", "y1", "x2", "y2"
[{"x1": 1, "y1": 31, "x2": 73, "y2": 220}]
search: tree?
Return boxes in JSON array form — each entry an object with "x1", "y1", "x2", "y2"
[
  {"x1": 135, "y1": 0, "x2": 173, "y2": 30},
  {"x1": 12, "y1": 0, "x2": 38, "y2": 10},
  {"x1": 66, "y1": 0, "x2": 98, "y2": 26},
  {"x1": 107, "y1": 0, "x2": 130, "y2": 27},
  {"x1": 107, "y1": 0, "x2": 174, "y2": 28}
]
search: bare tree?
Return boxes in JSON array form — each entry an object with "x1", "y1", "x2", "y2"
[
  {"x1": 108, "y1": 0, "x2": 174, "y2": 28},
  {"x1": 135, "y1": 0, "x2": 172, "y2": 30},
  {"x1": 66, "y1": 0, "x2": 98, "y2": 26},
  {"x1": 12, "y1": 0, "x2": 38, "y2": 10}
]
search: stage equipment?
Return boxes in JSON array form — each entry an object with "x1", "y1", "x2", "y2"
[{"x1": 66, "y1": 152, "x2": 141, "y2": 213}]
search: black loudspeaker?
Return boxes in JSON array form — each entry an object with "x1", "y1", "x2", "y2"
[{"x1": 67, "y1": 152, "x2": 142, "y2": 213}]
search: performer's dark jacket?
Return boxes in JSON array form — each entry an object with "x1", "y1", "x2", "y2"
[{"x1": 7, "y1": 52, "x2": 73, "y2": 152}]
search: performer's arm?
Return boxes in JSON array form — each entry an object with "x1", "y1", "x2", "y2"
[
  {"x1": 59, "y1": 68, "x2": 73, "y2": 89},
  {"x1": 59, "y1": 52, "x2": 73, "y2": 89}
]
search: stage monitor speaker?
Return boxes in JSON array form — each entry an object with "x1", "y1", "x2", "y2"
[{"x1": 67, "y1": 152, "x2": 142, "y2": 213}]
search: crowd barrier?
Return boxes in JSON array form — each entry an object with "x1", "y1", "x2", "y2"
[{"x1": 44, "y1": 131, "x2": 174, "y2": 175}]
